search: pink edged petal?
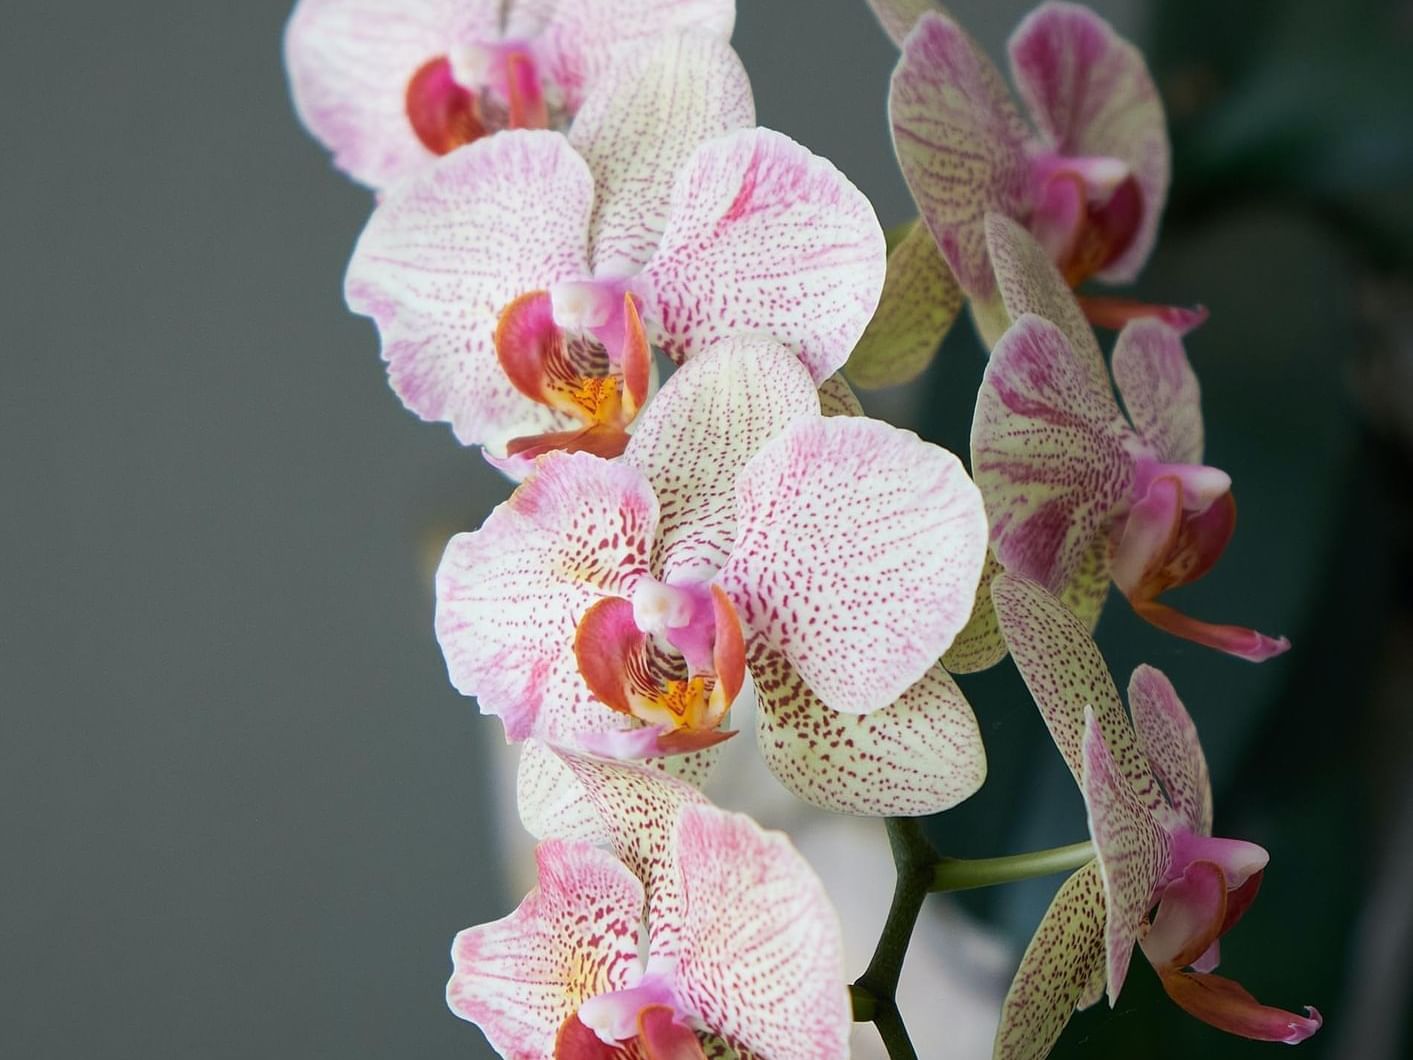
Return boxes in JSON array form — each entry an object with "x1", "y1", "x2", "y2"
[
  {"x1": 993, "y1": 862, "x2": 1105, "y2": 1060},
  {"x1": 569, "y1": 34, "x2": 754, "y2": 276},
  {"x1": 1007, "y1": 2, "x2": 1169, "y2": 282},
  {"x1": 889, "y1": 12, "x2": 1032, "y2": 298},
  {"x1": 1127, "y1": 665, "x2": 1212, "y2": 836},
  {"x1": 865, "y1": 0, "x2": 943, "y2": 47},
  {"x1": 434, "y1": 451, "x2": 657, "y2": 741},
  {"x1": 942, "y1": 551, "x2": 1011, "y2": 674},
  {"x1": 845, "y1": 218, "x2": 964, "y2": 389},
  {"x1": 1111, "y1": 318, "x2": 1204, "y2": 465},
  {"x1": 971, "y1": 314, "x2": 1137, "y2": 594},
  {"x1": 721, "y1": 415, "x2": 989, "y2": 714},
  {"x1": 753, "y1": 656, "x2": 987, "y2": 815},
  {"x1": 623, "y1": 338, "x2": 820, "y2": 582},
  {"x1": 518, "y1": 738, "x2": 613, "y2": 843},
  {"x1": 446, "y1": 838, "x2": 645, "y2": 1060},
  {"x1": 284, "y1": 0, "x2": 497, "y2": 188},
  {"x1": 1081, "y1": 708, "x2": 1172, "y2": 1004},
  {"x1": 816, "y1": 373, "x2": 865, "y2": 417},
  {"x1": 672, "y1": 804, "x2": 851, "y2": 1059},
  {"x1": 635, "y1": 128, "x2": 887, "y2": 382}
]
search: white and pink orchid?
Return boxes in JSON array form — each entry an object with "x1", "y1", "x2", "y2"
[
  {"x1": 284, "y1": 0, "x2": 735, "y2": 189},
  {"x1": 971, "y1": 214, "x2": 1289, "y2": 662},
  {"x1": 447, "y1": 751, "x2": 850, "y2": 1059},
  {"x1": 435, "y1": 336, "x2": 990, "y2": 816},
  {"x1": 990, "y1": 574, "x2": 1321, "y2": 1059}
]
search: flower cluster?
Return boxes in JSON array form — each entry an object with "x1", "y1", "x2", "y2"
[{"x1": 285, "y1": 0, "x2": 1320, "y2": 1056}]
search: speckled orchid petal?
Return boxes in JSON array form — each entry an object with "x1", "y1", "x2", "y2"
[
  {"x1": 890, "y1": 12, "x2": 1031, "y2": 298},
  {"x1": 624, "y1": 339, "x2": 819, "y2": 582},
  {"x1": 1127, "y1": 665, "x2": 1212, "y2": 835},
  {"x1": 846, "y1": 219, "x2": 964, "y2": 389},
  {"x1": 1080, "y1": 708, "x2": 1171, "y2": 1004},
  {"x1": 721, "y1": 415, "x2": 988, "y2": 714},
  {"x1": 345, "y1": 131, "x2": 593, "y2": 450},
  {"x1": 816, "y1": 373, "x2": 865, "y2": 417},
  {"x1": 672, "y1": 804, "x2": 851, "y2": 1059},
  {"x1": 993, "y1": 861, "x2": 1105, "y2": 1060},
  {"x1": 284, "y1": 0, "x2": 499, "y2": 188},
  {"x1": 518, "y1": 738, "x2": 613, "y2": 843},
  {"x1": 435, "y1": 451, "x2": 656, "y2": 741},
  {"x1": 1058, "y1": 529, "x2": 1112, "y2": 633},
  {"x1": 569, "y1": 34, "x2": 753, "y2": 276},
  {"x1": 1111, "y1": 319, "x2": 1204, "y2": 465},
  {"x1": 635, "y1": 129, "x2": 887, "y2": 381},
  {"x1": 1007, "y1": 3, "x2": 1169, "y2": 282},
  {"x1": 942, "y1": 551, "x2": 1009, "y2": 674},
  {"x1": 971, "y1": 314, "x2": 1136, "y2": 594},
  {"x1": 865, "y1": 0, "x2": 942, "y2": 46},
  {"x1": 447, "y1": 839, "x2": 645, "y2": 1059},
  {"x1": 753, "y1": 658, "x2": 986, "y2": 815}
]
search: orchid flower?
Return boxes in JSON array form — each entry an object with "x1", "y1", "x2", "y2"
[
  {"x1": 284, "y1": 0, "x2": 734, "y2": 189},
  {"x1": 448, "y1": 750, "x2": 851, "y2": 1059},
  {"x1": 344, "y1": 40, "x2": 886, "y2": 470},
  {"x1": 989, "y1": 573, "x2": 1321, "y2": 1059},
  {"x1": 971, "y1": 214, "x2": 1289, "y2": 661},
  {"x1": 435, "y1": 335, "x2": 990, "y2": 816}
]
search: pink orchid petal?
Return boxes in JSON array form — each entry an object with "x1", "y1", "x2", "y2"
[
  {"x1": 753, "y1": 656, "x2": 987, "y2": 815},
  {"x1": 1028, "y1": 171, "x2": 1087, "y2": 265},
  {"x1": 1133, "y1": 600, "x2": 1293, "y2": 663},
  {"x1": 623, "y1": 338, "x2": 820, "y2": 583},
  {"x1": 817, "y1": 373, "x2": 865, "y2": 417},
  {"x1": 637, "y1": 1005, "x2": 709, "y2": 1060},
  {"x1": 994, "y1": 862, "x2": 1106, "y2": 1060},
  {"x1": 345, "y1": 131, "x2": 594, "y2": 450},
  {"x1": 1007, "y1": 2, "x2": 1169, "y2": 282},
  {"x1": 1077, "y1": 295, "x2": 1209, "y2": 335},
  {"x1": 1111, "y1": 319, "x2": 1205, "y2": 465},
  {"x1": 569, "y1": 34, "x2": 754, "y2": 276},
  {"x1": 1142, "y1": 860, "x2": 1228, "y2": 971},
  {"x1": 435, "y1": 451, "x2": 656, "y2": 741},
  {"x1": 890, "y1": 12, "x2": 1032, "y2": 298},
  {"x1": 942, "y1": 551, "x2": 1010, "y2": 674},
  {"x1": 447, "y1": 838, "x2": 645, "y2": 1058},
  {"x1": 865, "y1": 0, "x2": 943, "y2": 47},
  {"x1": 845, "y1": 218, "x2": 964, "y2": 389},
  {"x1": 284, "y1": 0, "x2": 499, "y2": 188},
  {"x1": 1127, "y1": 665, "x2": 1213, "y2": 835},
  {"x1": 1161, "y1": 974, "x2": 1323, "y2": 1045},
  {"x1": 1081, "y1": 709, "x2": 1172, "y2": 1004},
  {"x1": 635, "y1": 128, "x2": 887, "y2": 382},
  {"x1": 971, "y1": 314, "x2": 1137, "y2": 594},
  {"x1": 721, "y1": 415, "x2": 988, "y2": 714},
  {"x1": 517, "y1": 739, "x2": 613, "y2": 843},
  {"x1": 672, "y1": 804, "x2": 851, "y2": 1059},
  {"x1": 1168, "y1": 833, "x2": 1269, "y2": 892}
]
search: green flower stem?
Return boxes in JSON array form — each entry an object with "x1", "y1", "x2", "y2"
[{"x1": 930, "y1": 839, "x2": 1095, "y2": 894}]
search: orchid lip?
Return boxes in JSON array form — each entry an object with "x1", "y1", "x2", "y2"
[
  {"x1": 1133, "y1": 460, "x2": 1231, "y2": 512},
  {"x1": 577, "y1": 964, "x2": 681, "y2": 1044}
]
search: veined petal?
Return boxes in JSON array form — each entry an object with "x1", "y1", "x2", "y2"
[
  {"x1": 569, "y1": 35, "x2": 754, "y2": 276},
  {"x1": 1008, "y1": 3, "x2": 1169, "y2": 282},
  {"x1": 865, "y1": 0, "x2": 943, "y2": 47},
  {"x1": 284, "y1": 0, "x2": 498, "y2": 188},
  {"x1": 942, "y1": 551, "x2": 1010, "y2": 674},
  {"x1": 890, "y1": 12, "x2": 1032, "y2": 298},
  {"x1": 971, "y1": 314, "x2": 1136, "y2": 594},
  {"x1": 1081, "y1": 709, "x2": 1172, "y2": 1004},
  {"x1": 721, "y1": 416, "x2": 988, "y2": 714},
  {"x1": 345, "y1": 131, "x2": 594, "y2": 450},
  {"x1": 1127, "y1": 665, "x2": 1212, "y2": 836},
  {"x1": 447, "y1": 839, "x2": 645, "y2": 1059},
  {"x1": 845, "y1": 218, "x2": 964, "y2": 389},
  {"x1": 817, "y1": 373, "x2": 865, "y2": 417},
  {"x1": 1111, "y1": 319, "x2": 1204, "y2": 465},
  {"x1": 754, "y1": 656, "x2": 986, "y2": 815},
  {"x1": 636, "y1": 128, "x2": 887, "y2": 382},
  {"x1": 673, "y1": 804, "x2": 851, "y2": 1059},
  {"x1": 623, "y1": 339, "x2": 820, "y2": 582},
  {"x1": 993, "y1": 861, "x2": 1105, "y2": 1060},
  {"x1": 435, "y1": 451, "x2": 657, "y2": 741}
]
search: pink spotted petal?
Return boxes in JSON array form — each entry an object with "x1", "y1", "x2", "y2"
[
  {"x1": 345, "y1": 131, "x2": 594, "y2": 450},
  {"x1": 865, "y1": 0, "x2": 943, "y2": 47},
  {"x1": 446, "y1": 839, "x2": 645, "y2": 1059},
  {"x1": 1111, "y1": 319, "x2": 1205, "y2": 465},
  {"x1": 623, "y1": 338, "x2": 819, "y2": 582},
  {"x1": 635, "y1": 129, "x2": 886, "y2": 382},
  {"x1": 971, "y1": 314, "x2": 1137, "y2": 594},
  {"x1": 1127, "y1": 665, "x2": 1212, "y2": 836},
  {"x1": 994, "y1": 862, "x2": 1106, "y2": 1060},
  {"x1": 284, "y1": 0, "x2": 499, "y2": 188},
  {"x1": 753, "y1": 655, "x2": 986, "y2": 816},
  {"x1": 435, "y1": 451, "x2": 657, "y2": 741},
  {"x1": 1081, "y1": 708, "x2": 1172, "y2": 1004},
  {"x1": 517, "y1": 739, "x2": 612, "y2": 843},
  {"x1": 941, "y1": 551, "x2": 1010, "y2": 674},
  {"x1": 890, "y1": 12, "x2": 1032, "y2": 298},
  {"x1": 1008, "y1": 3, "x2": 1170, "y2": 282},
  {"x1": 672, "y1": 804, "x2": 851, "y2": 1059},
  {"x1": 721, "y1": 415, "x2": 988, "y2": 715},
  {"x1": 569, "y1": 34, "x2": 754, "y2": 276}
]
